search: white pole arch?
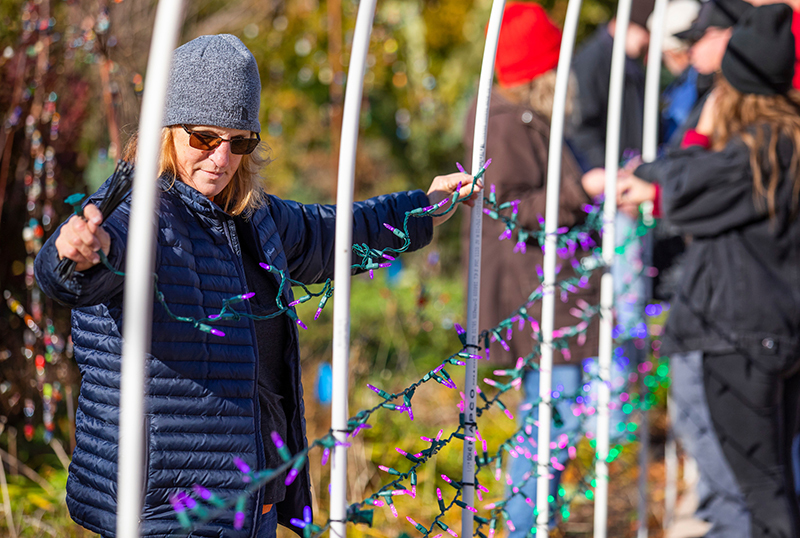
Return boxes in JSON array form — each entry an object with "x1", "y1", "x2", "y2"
[
  {"x1": 643, "y1": 0, "x2": 667, "y2": 163},
  {"x1": 117, "y1": 1, "x2": 184, "y2": 537},
  {"x1": 462, "y1": 0, "x2": 506, "y2": 535},
  {"x1": 638, "y1": 0, "x2": 667, "y2": 535},
  {"x1": 329, "y1": 0, "x2": 378, "y2": 535},
  {"x1": 595, "y1": 0, "x2": 632, "y2": 536},
  {"x1": 536, "y1": 0, "x2": 585, "y2": 532}
]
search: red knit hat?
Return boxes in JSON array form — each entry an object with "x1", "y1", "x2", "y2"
[{"x1": 494, "y1": 2, "x2": 562, "y2": 87}]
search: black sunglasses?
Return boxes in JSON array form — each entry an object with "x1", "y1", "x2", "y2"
[{"x1": 181, "y1": 125, "x2": 260, "y2": 155}]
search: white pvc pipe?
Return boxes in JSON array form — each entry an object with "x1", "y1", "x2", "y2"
[
  {"x1": 642, "y1": 0, "x2": 667, "y2": 163},
  {"x1": 329, "y1": 0, "x2": 377, "y2": 535},
  {"x1": 462, "y1": 2, "x2": 506, "y2": 535},
  {"x1": 638, "y1": 1, "x2": 667, "y2": 536},
  {"x1": 116, "y1": 1, "x2": 184, "y2": 537},
  {"x1": 536, "y1": 0, "x2": 584, "y2": 533},
  {"x1": 594, "y1": 1, "x2": 632, "y2": 537}
]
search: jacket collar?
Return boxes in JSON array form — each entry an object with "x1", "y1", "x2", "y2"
[{"x1": 158, "y1": 173, "x2": 229, "y2": 219}]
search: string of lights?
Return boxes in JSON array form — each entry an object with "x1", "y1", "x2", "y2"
[
  {"x1": 90, "y1": 162, "x2": 488, "y2": 338},
  {"x1": 149, "y1": 175, "x2": 659, "y2": 537}
]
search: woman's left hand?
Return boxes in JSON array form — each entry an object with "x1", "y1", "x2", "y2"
[{"x1": 426, "y1": 172, "x2": 483, "y2": 227}]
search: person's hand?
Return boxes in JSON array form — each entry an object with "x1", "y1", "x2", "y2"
[
  {"x1": 426, "y1": 172, "x2": 483, "y2": 227},
  {"x1": 622, "y1": 153, "x2": 643, "y2": 173},
  {"x1": 54, "y1": 204, "x2": 111, "y2": 272},
  {"x1": 617, "y1": 174, "x2": 656, "y2": 219},
  {"x1": 695, "y1": 87, "x2": 719, "y2": 137},
  {"x1": 581, "y1": 167, "x2": 606, "y2": 199}
]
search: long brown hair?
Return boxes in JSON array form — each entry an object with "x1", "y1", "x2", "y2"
[
  {"x1": 122, "y1": 127, "x2": 272, "y2": 217},
  {"x1": 710, "y1": 77, "x2": 800, "y2": 218}
]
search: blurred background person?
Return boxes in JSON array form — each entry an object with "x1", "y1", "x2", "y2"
[
  {"x1": 666, "y1": 0, "x2": 753, "y2": 143},
  {"x1": 570, "y1": 0, "x2": 654, "y2": 169},
  {"x1": 621, "y1": 6, "x2": 800, "y2": 535},
  {"x1": 650, "y1": 0, "x2": 701, "y2": 144},
  {"x1": 626, "y1": 3, "x2": 756, "y2": 535}
]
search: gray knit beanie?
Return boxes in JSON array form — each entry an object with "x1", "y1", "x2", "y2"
[{"x1": 163, "y1": 34, "x2": 261, "y2": 133}]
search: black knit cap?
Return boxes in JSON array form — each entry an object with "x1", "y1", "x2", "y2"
[
  {"x1": 674, "y1": 0, "x2": 753, "y2": 42},
  {"x1": 721, "y1": 3, "x2": 796, "y2": 96}
]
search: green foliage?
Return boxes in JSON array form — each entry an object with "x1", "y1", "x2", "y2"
[
  {"x1": 0, "y1": 468, "x2": 97, "y2": 537},
  {"x1": 295, "y1": 253, "x2": 467, "y2": 373},
  {"x1": 0, "y1": 1, "x2": 25, "y2": 48}
]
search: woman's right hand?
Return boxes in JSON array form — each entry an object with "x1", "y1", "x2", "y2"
[
  {"x1": 427, "y1": 172, "x2": 483, "y2": 227},
  {"x1": 54, "y1": 204, "x2": 111, "y2": 272}
]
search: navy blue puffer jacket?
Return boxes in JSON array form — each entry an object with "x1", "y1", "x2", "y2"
[{"x1": 35, "y1": 175, "x2": 433, "y2": 537}]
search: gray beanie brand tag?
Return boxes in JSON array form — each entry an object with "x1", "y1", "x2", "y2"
[{"x1": 163, "y1": 34, "x2": 262, "y2": 133}]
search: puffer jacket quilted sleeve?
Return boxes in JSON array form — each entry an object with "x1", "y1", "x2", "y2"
[
  {"x1": 35, "y1": 182, "x2": 131, "y2": 308},
  {"x1": 267, "y1": 190, "x2": 433, "y2": 283}
]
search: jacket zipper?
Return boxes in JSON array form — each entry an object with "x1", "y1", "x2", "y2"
[{"x1": 222, "y1": 218, "x2": 265, "y2": 537}]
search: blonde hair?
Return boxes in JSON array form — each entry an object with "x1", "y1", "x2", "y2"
[
  {"x1": 710, "y1": 77, "x2": 800, "y2": 219},
  {"x1": 498, "y1": 69, "x2": 576, "y2": 123},
  {"x1": 122, "y1": 127, "x2": 271, "y2": 217}
]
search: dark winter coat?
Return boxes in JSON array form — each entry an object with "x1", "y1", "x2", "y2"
[
  {"x1": 463, "y1": 90, "x2": 600, "y2": 367},
  {"x1": 34, "y1": 175, "x2": 433, "y2": 537},
  {"x1": 570, "y1": 25, "x2": 645, "y2": 170},
  {"x1": 650, "y1": 90, "x2": 709, "y2": 301},
  {"x1": 635, "y1": 133, "x2": 800, "y2": 364}
]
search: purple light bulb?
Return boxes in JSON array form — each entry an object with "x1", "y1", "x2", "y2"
[
  {"x1": 234, "y1": 496, "x2": 246, "y2": 530},
  {"x1": 233, "y1": 457, "x2": 251, "y2": 482},
  {"x1": 285, "y1": 468, "x2": 299, "y2": 485},
  {"x1": 193, "y1": 484, "x2": 212, "y2": 501}
]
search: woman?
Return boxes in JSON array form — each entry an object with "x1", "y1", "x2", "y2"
[
  {"x1": 35, "y1": 34, "x2": 478, "y2": 538},
  {"x1": 462, "y1": 4, "x2": 604, "y2": 535},
  {"x1": 620, "y1": 5, "x2": 800, "y2": 536}
]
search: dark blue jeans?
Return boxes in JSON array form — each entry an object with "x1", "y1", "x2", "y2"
[
  {"x1": 256, "y1": 505, "x2": 278, "y2": 538},
  {"x1": 670, "y1": 350, "x2": 750, "y2": 538},
  {"x1": 505, "y1": 357, "x2": 632, "y2": 537}
]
